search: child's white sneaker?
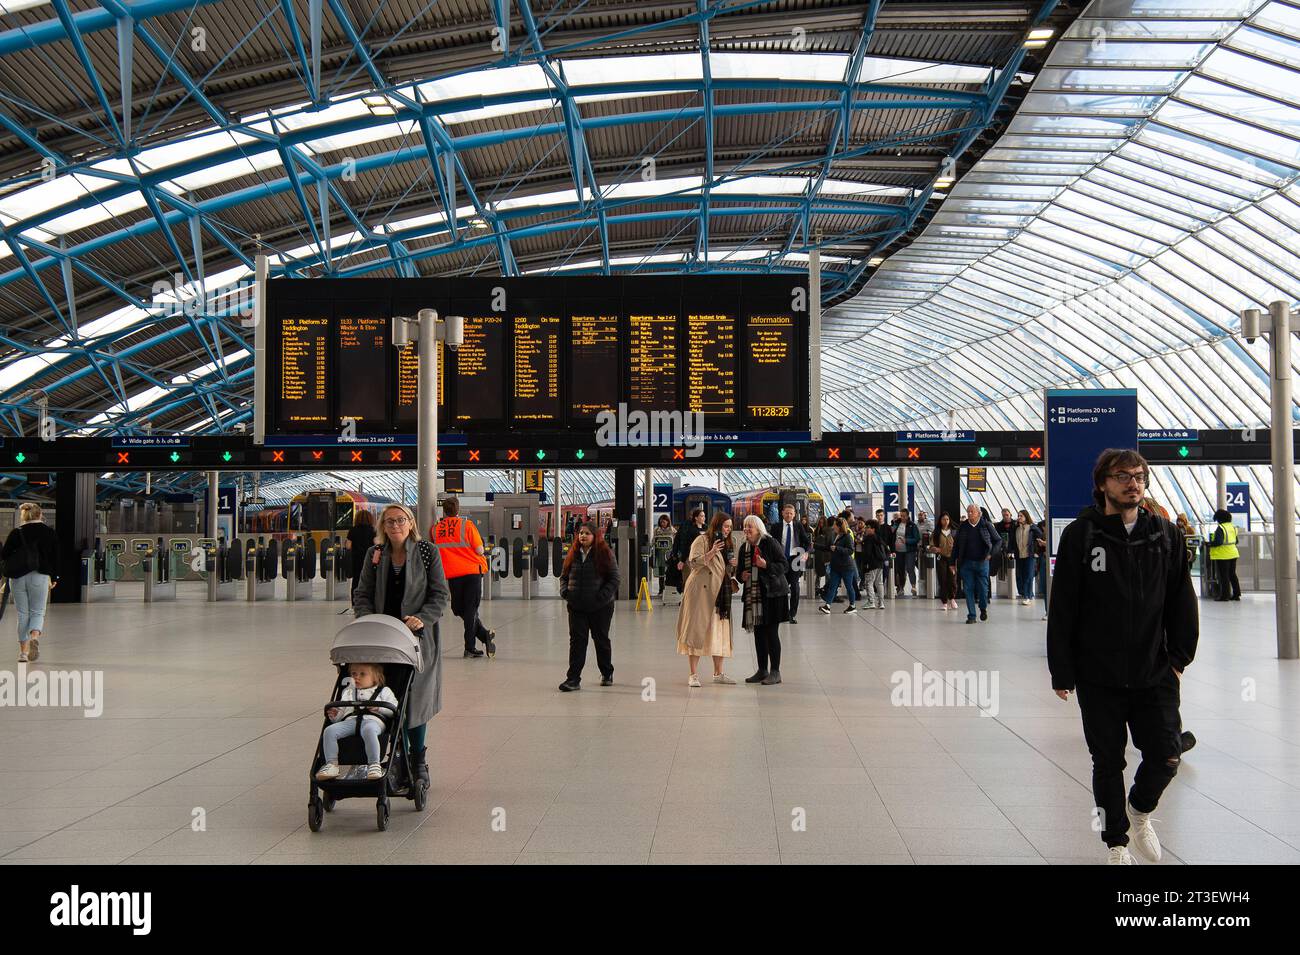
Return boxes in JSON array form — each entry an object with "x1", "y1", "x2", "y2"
[
  {"x1": 315, "y1": 763, "x2": 340, "y2": 780},
  {"x1": 366, "y1": 764, "x2": 384, "y2": 780},
  {"x1": 1107, "y1": 845, "x2": 1136, "y2": 865}
]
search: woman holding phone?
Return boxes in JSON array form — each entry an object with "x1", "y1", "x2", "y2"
[
  {"x1": 738, "y1": 515, "x2": 790, "y2": 686},
  {"x1": 675, "y1": 511, "x2": 737, "y2": 687}
]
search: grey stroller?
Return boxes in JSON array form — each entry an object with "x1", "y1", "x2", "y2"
[{"x1": 308, "y1": 614, "x2": 427, "y2": 832}]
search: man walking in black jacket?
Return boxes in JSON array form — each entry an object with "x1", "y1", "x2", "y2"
[{"x1": 1047, "y1": 449, "x2": 1198, "y2": 865}]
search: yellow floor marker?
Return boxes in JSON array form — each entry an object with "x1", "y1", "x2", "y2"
[{"x1": 635, "y1": 577, "x2": 653, "y2": 612}]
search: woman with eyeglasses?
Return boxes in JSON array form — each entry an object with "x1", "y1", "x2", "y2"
[{"x1": 352, "y1": 503, "x2": 450, "y2": 788}]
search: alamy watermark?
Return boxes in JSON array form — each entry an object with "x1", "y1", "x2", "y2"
[
  {"x1": 594, "y1": 402, "x2": 704, "y2": 458},
  {"x1": 889, "y1": 662, "x2": 1000, "y2": 717},
  {"x1": 0, "y1": 665, "x2": 104, "y2": 718}
]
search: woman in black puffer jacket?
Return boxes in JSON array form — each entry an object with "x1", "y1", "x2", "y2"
[{"x1": 557, "y1": 521, "x2": 621, "y2": 692}]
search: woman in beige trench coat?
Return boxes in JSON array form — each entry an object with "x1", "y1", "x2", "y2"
[{"x1": 675, "y1": 510, "x2": 736, "y2": 687}]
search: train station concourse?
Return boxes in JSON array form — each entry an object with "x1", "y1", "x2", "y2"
[{"x1": 0, "y1": 0, "x2": 1297, "y2": 921}]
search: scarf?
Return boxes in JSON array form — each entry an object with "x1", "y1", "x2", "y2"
[
  {"x1": 741, "y1": 541, "x2": 764, "y2": 632},
  {"x1": 713, "y1": 542, "x2": 733, "y2": 620}
]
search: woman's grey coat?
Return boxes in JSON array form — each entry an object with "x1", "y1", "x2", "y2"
[{"x1": 352, "y1": 540, "x2": 450, "y2": 726}]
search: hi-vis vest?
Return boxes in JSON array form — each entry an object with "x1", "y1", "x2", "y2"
[
  {"x1": 433, "y1": 516, "x2": 487, "y2": 578},
  {"x1": 1209, "y1": 522, "x2": 1239, "y2": 561}
]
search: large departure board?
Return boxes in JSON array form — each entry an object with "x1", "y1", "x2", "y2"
[
  {"x1": 628, "y1": 311, "x2": 679, "y2": 413},
  {"x1": 454, "y1": 315, "x2": 505, "y2": 424},
  {"x1": 512, "y1": 312, "x2": 561, "y2": 423},
  {"x1": 336, "y1": 308, "x2": 390, "y2": 430},
  {"x1": 278, "y1": 312, "x2": 330, "y2": 430},
  {"x1": 743, "y1": 310, "x2": 797, "y2": 427},
  {"x1": 569, "y1": 310, "x2": 619, "y2": 419},
  {"x1": 686, "y1": 311, "x2": 737, "y2": 421},
  {"x1": 265, "y1": 276, "x2": 808, "y2": 436}
]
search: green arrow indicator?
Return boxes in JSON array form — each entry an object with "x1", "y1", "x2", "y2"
[
  {"x1": 222, "y1": 451, "x2": 232, "y2": 462},
  {"x1": 1178, "y1": 446, "x2": 1189, "y2": 458},
  {"x1": 536, "y1": 449, "x2": 546, "y2": 461},
  {"x1": 977, "y1": 446, "x2": 989, "y2": 459},
  {"x1": 169, "y1": 451, "x2": 180, "y2": 463},
  {"x1": 777, "y1": 448, "x2": 788, "y2": 460},
  {"x1": 574, "y1": 449, "x2": 585, "y2": 461},
  {"x1": 724, "y1": 448, "x2": 735, "y2": 460},
  {"x1": 15, "y1": 451, "x2": 25, "y2": 464}
]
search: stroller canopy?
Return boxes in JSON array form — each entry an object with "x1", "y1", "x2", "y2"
[{"x1": 330, "y1": 614, "x2": 423, "y2": 671}]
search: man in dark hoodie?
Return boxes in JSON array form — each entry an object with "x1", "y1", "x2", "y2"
[{"x1": 1047, "y1": 448, "x2": 1198, "y2": 866}]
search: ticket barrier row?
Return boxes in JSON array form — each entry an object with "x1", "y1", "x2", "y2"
[{"x1": 480, "y1": 534, "x2": 584, "y2": 600}]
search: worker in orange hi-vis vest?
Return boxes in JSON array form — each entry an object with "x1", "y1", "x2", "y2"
[{"x1": 433, "y1": 497, "x2": 496, "y2": 659}]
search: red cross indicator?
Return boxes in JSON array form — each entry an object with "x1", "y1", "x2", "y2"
[
  {"x1": 350, "y1": 450, "x2": 363, "y2": 463},
  {"x1": 507, "y1": 449, "x2": 519, "y2": 462},
  {"x1": 1029, "y1": 447, "x2": 1042, "y2": 460},
  {"x1": 672, "y1": 448, "x2": 685, "y2": 460},
  {"x1": 271, "y1": 450, "x2": 285, "y2": 463},
  {"x1": 907, "y1": 447, "x2": 920, "y2": 459},
  {"x1": 116, "y1": 452, "x2": 130, "y2": 464},
  {"x1": 311, "y1": 450, "x2": 323, "y2": 461},
  {"x1": 827, "y1": 447, "x2": 840, "y2": 460},
  {"x1": 389, "y1": 450, "x2": 402, "y2": 463},
  {"x1": 867, "y1": 447, "x2": 880, "y2": 459},
  {"x1": 468, "y1": 449, "x2": 480, "y2": 462}
]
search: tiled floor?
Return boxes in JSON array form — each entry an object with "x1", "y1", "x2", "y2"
[{"x1": 2, "y1": 584, "x2": 1298, "y2": 865}]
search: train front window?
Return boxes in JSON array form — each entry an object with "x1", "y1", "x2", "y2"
[{"x1": 336, "y1": 502, "x2": 354, "y2": 531}]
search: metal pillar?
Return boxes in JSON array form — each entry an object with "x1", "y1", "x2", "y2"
[
  {"x1": 207, "y1": 470, "x2": 219, "y2": 602},
  {"x1": 1242, "y1": 303, "x2": 1299, "y2": 659},
  {"x1": 553, "y1": 468, "x2": 562, "y2": 539},
  {"x1": 1216, "y1": 465, "x2": 1228, "y2": 512},
  {"x1": 898, "y1": 467, "x2": 908, "y2": 515},
  {"x1": 417, "y1": 308, "x2": 439, "y2": 536}
]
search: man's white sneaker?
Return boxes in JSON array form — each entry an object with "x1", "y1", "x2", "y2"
[
  {"x1": 1022, "y1": 598, "x2": 1032, "y2": 606},
  {"x1": 1106, "y1": 845, "x2": 1136, "y2": 865},
  {"x1": 688, "y1": 674, "x2": 701, "y2": 688},
  {"x1": 1127, "y1": 802, "x2": 1162, "y2": 863}
]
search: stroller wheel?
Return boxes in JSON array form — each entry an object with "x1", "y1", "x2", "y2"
[
  {"x1": 413, "y1": 780, "x2": 428, "y2": 811},
  {"x1": 376, "y1": 797, "x2": 390, "y2": 831},
  {"x1": 323, "y1": 795, "x2": 337, "y2": 813},
  {"x1": 308, "y1": 796, "x2": 324, "y2": 832}
]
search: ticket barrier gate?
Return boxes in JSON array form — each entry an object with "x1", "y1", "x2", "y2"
[
  {"x1": 322, "y1": 536, "x2": 349, "y2": 601},
  {"x1": 284, "y1": 539, "x2": 312, "y2": 601},
  {"x1": 205, "y1": 538, "x2": 239, "y2": 602},
  {"x1": 994, "y1": 533, "x2": 1014, "y2": 599},
  {"x1": 103, "y1": 539, "x2": 128, "y2": 581},
  {"x1": 142, "y1": 539, "x2": 176, "y2": 602},
  {"x1": 245, "y1": 537, "x2": 277, "y2": 601},
  {"x1": 80, "y1": 539, "x2": 117, "y2": 602}
]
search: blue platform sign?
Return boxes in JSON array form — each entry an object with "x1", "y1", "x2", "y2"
[
  {"x1": 882, "y1": 483, "x2": 915, "y2": 516},
  {"x1": 1045, "y1": 389, "x2": 1139, "y2": 562},
  {"x1": 1226, "y1": 482, "x2": 1251, "y2": 530},
  {"x1": 217, "y1": 486, "x2": 237, "y2": 515},
  {"x1": 652, "y1": 483, "x2": 673, "y2": 513}
]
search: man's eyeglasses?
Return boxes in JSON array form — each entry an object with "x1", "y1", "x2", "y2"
[
  {"x1": 383, "y1": 516, "x2": 411, "y2": 526},
  {"x1": 1107, "y1": 471, "x2": 1147, "y2": 486}
]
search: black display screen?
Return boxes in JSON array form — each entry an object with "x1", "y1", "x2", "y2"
[
  {"x1": 511, "y1": 310, "x2": 562, "y2": 423},
  {"x1": 454, "y1": 314, "x2": 506, "y2": 424},
  {"x1": 569, "y1": 309, "x2": 619, "y2": 420},
  {"x1": 335, "y1": 306, "x2": 390, "y2": 431},
  {"x1": 277, "y1": 310, "x2": 330, "y2": 430},
  {"x1": 743, "y1": 307, "x2": 798, "y2": 428}
]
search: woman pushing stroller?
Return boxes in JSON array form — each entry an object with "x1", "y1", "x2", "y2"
[{"x1": 351, "y1": 503, "x2": 450, "y2": 787}]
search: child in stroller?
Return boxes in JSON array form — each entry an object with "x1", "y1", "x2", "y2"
[{"x1": 316, "y1": 663, "x2": 398, "y2": 781}]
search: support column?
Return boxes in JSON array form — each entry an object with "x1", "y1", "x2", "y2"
[
  {"x1": 614, "y1": 467, "x2": 636, "y2": 599},
  {"x1": 1268, "y1": 301, "x2": 1298, "y2": 659},
  {"x1": 1216, "y1": 464, "x2": 1227, "y2": 512},
  {"x1": 53, "y1": 472, "x2": 96, "y2": 603},
  {"x1": 898, "y1": 467, "x2": 909, "y2": 516},
  {"x1": 937, "y1": 465, "x2": 961, "y2": 524},
  {"x1": 207, "y1": 470, "x2": 220, "y2": 601},
  {"x1": 416, "y1": 308, "x2": 439, "y2": 535},
  {"x1": 553, "y1": 468, "x2": 562, "y2": 539}
]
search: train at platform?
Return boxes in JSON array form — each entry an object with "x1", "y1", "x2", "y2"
[
  {"x1": 729, "y1": 486, "x2": 826, "y2": 526},
  {"x1": 243, "y1": 489, "x2": 395, "y2": 548}
]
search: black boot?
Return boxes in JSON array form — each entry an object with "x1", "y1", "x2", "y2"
[
  {"x1": 410, "y1": 746, "x2": 430, "y2": 786},
  {"x1": 744, "y1": 670, "x2": 768, "y2": 684}
]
